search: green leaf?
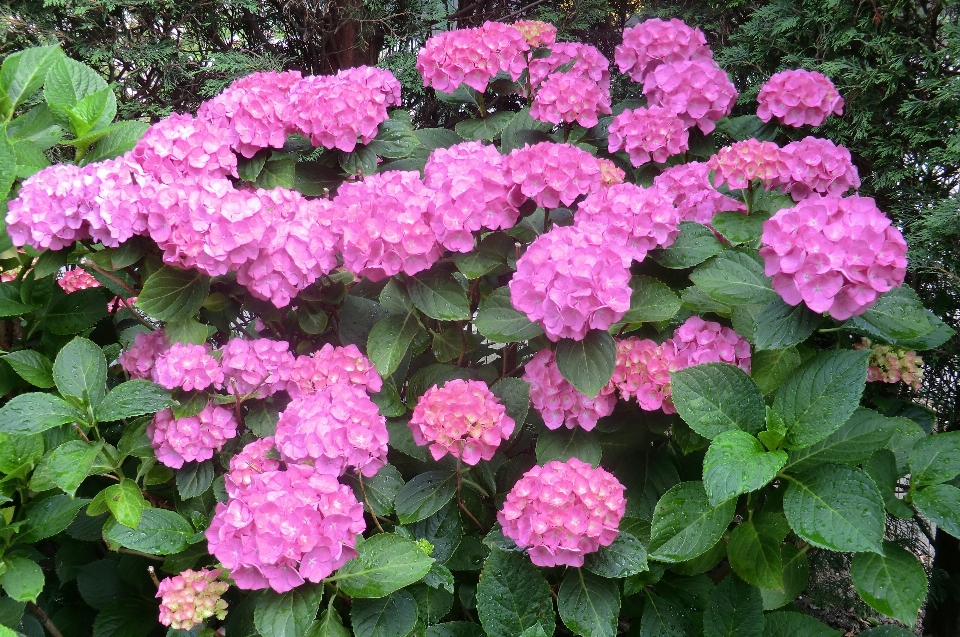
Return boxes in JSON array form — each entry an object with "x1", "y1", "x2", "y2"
[
  {"x1": 455, "y1": 112, "x2": 516, "y2": 141},
  {"x1": 750, "y1": 299, "x2": 821, "y2": 351},
  {"x1": 912, "y1": 484, "x2": 960, "y2": 539},
  {"x1": 557, "y1": 569, "x2": 618, "y2": 637},
  {"x1": 536, "y1": 427, "x2": 601, "y2": 466},
  {"x1": 500, "y1": 107, "x2": 552, "y2": 153},
  {"x1": 475, "y1": 287, "x2": 544, "y2": 343},
  {"x1": 44, "y1": 287, "x2": 109, "y2": 334},
  {"x1": 408, "y1": 271, "x2": 471, "y2": 320},
  {"x1": 453, "y1": 233, "x2": 514, "y2": 279},
  {"x1": 621, "y1": 276, "x2": 681, "y2": 324},
  {"x1": 165, "y1": 316, "x2": 210, "y2": 345},
  {"x1": 95, "y1": 380, "x2": 172, "y2": 422},
  {"x1": 864, "y1": 450, "x2": 914, "y2": 519},
  {"x1": 490, "y1": 377, "x2": 530, "y2": 429},
  {"x1": 844, "y1": 286, "x2": 946, "y2": 345},
  {"x1": 333, "y1": 533, "x2": 435, "y2": 598},
  {"x1": 350, "y1": 464, "x2": 404, "y2": 517},
  {"x1": 583, "y1": 531, "x2": 648, "y2": 578},
  {"x1": 857, "y1": 628, "x2": 915, "y2": 637},
  {"x1": 652, "y1": 222, "x2": 723, "y2": 269},
  {"x1": 0, "y1": 557, "x2": 43, "y2": 602},
  {"x1": 0, "y1": 431, "x2": 43, "y2": 473},
  {"x1": 351, "y1": 590, "x2": 418, "y2": 637},
  {"x1": 774, "y1": 350, "x2": 870, "y2": 450},
  {"x1": 0, "y1": 45, "x2": 61, "y2": 117},
  {"x1": 17, "y1": 493, "x2": 89, "y2": 543},
  {"x1": 703, "y1": 430, "x2": 786, "y2": 505},
  {"x1": 67, "y1": 86, "x2": 116, "y2": 136},
  {"x1": 782, "y1": 464, "x2": 884, "y2": 553},
  {"x1": 255, "y1": 584, "x2": 323, "y2": 637},
  {"x1": 367, "y1": 312, "x2": 421, "y2": 378},
  {"x1": 413, "y1": 128, "x2": 465, "y2": 151},
  {"x1": 690, "y1": 251, "x2": 778, "y2": 306},
  {"x1": 408, "y1": 501, "x2": 463, "y2": 563},
  {"x1": 638, "y1": 592, "x2": 695, "y2": 637},
  {"x1": 136, "y1": 266, "x2": 210, "y2": 322},
  {"x1": 1, "y1": 350, "x2": 54, "y2": 388},
  {"x1": 308, "y1": 607, "x2": 351, "y2": 637},
  {"x1": 885, "y1": 417, "x2": 926, "y2": 474},
  {"x1": 426, "y1": 622, "x2": 484, "y2": 637},
  {"x1": 91, "y1": 600, "x2": 159, "y2": 637},
  {"x1": 340, "y1": 144, "x2": 380, "y2": 176},
  {"x1": 727, "y1": 513, "x2": 789, "y2": 590},
  {"x1": 476, "y1": 548, "x2": 555, "y2": 637},
  {"x1": 715, "y1": 115, "x2": 778, "y2": 142},
  {"x1": 7, "y1": 104, "x2": 62, "y2": 149},
  {"x1": 53, "y1": 336, "x2": 107, "y2": 408},
  {"x1": 103, "y1": 508, "x2": 193, "y2": 555},
  {"x1": 256, "y1": 155, "x2": 297, "y2": 188},
  {"x1": 176, "y1": 460, "x2": 214, "y2": 499},
  {"x1": 710, "y1": 211, "x2": 769, "y2": 246},
  {"x1": 909, "y1": 430, "x2": 960, "y2": 486},
  {"x1": 671, "y1": 363, "x2": 766, "y2": 439},
  {"x1": 368, "y1": 113, "x2": 419, "y2": 159},
  {"x1": 759, "y1": 544, "x2": 809, "y2": 609},
  {"x1": 118, "y1": 419, "x2": 153, "y2": 459},
  {"x1": 80, "y1": 120, "x2": 148, "y2": 164},
  {"x1": 762, "y1": 611, "x2": 839, "y2": 637},
  {"x1": 48, "y1": 439, "x2": 104, "y2": 496},
  {"x1": 851, "y1": 541, "x2": 926, "y2": 626},
  {"x1": 702, "y1": 575, "x2": 764, "y2": 637},
  {"x1": 0, "y1": 283, "x2": 35, "y2": 318},
  {"x1": 751, "y1": 348, "x2": 800, "y2": 394},
  {"x1": 555, "y1": 330, "x2": 616, "y2": 398},
  {"x1": 44, "y1": 56, "x2": 111, "y2": 133},
  {"x1": 784, "y1": 408, "x2": 899, "y2": 472},
  {"x1": 648, "y1": 481, "x2": 736, "y2": 563},
  {"x1": 0, "y1": 392, "x2": 85, "y2": 434},
  {"x1": 103, "y1": 479, "x2": 145, "y2": 529},
  {"x1": 395, "y1": 471, "x2": 457, "y2": 524}
]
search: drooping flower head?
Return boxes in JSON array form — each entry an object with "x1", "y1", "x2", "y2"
[
  {"x1": 608, "y1": 106, "x2": 689, "y2": 166},
  {"x1": 643, "y1": 59, "x2": 737, "y2": 134},
  {"x1": 58, "y1": 268, "x2": 100, "y2": 293},
  {"x1": 854, "y1": 337, "x2": 924, "y2": 390},
  {"x1": 707, "y1": 139, "x2": 787, "y2": 190},
  {"x1": 119, "y1": 329, "x2": 169, "y2": 380},
  {"x1": 148, "y1": 403, "x2": 239, "y2": 469},
  {"x1": 530, "y1": 71, "x2": 612, "y2": 129},
  {"x1": 771, "y1": 137, "x2": 861, "y2": 201},
  {"x1": 653, "y1": 161, "x2": 745, "y2": 225},
  {"x1": 509, "y1": 225, "x2": 631, "y2": 341},
  {"x1": 512, "y1": 20, "x2": 557, "y2": 47},
  {"x1": 528, "y1": 42, "x2": 611, "y2": 90},
  {"x1": 219, "y1": 338, "x2": 296, "y2": 398},
  {"x1": 611, "y1": 337, "x2": 675, "y2": 412},
  {"x1": 498, "y1": 458, "x2": 626, "y2": 567},
  {"x1": 408, "y1": 379, "x2": 515, "y2": 465},
  {"x1": 157, "y1": 568, "x2": 229, "y2": 631},
  {"x1": 504, "y1": 142, "x2": 604, "y2": 210},
  {"x1": 131, "y1": 113, "x2": 238, "y2": 182},
  {"x1": 757, "y1": 69, "x2": 844, "y2": 127},
  {"x1": 290, "y1": 344, "x2": 383, "y2": 395},
  {"x1": 416, "y1": 22, "x2": 529, "y2": 93},
  {"x1": 152, "y1": 342, "x2": 224, "y2": 392},
  {"x1": 523, "y1": 349, "x2": 616, "y2": 431},
  {"x1": 615, "y1": 18, "x2": 712, "y2": 83}
]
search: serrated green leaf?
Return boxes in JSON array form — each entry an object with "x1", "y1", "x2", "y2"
[
  {"x1": 557, "y1": 569, "x2": 618, "y2": 637},
  {"x1": 8, "y1": 104, "x2": 62, "y2": 150},
  {"x1": 638, "y1": 592, "x2": 695, "y2": 637},
  {"x1": 844, "y1": 286, "x2": 945, "y2": 344},
  {"x1": 621, "y1": 276, "x2": 681, "y2": 324},
  {"x1": 255, "y1": 584, "x2": 323, "y2": 637},
  {"x1": 652, "y1": 221, "x2": 724, "y2": 269},
  {"x1": 332, "y1": 533, "x2": 435, "y2": 598},
  {"x1": 165, "y1": 316, "x2": 210, "y2": 345},
  {"x1": 0, "y1": 557, "x2": 43, "y2": 602},
  {"x1": 690, "y1": 251, "x2": 778, "y2": 306},
  {"x1": 53, "y1": 336, "x2": 107, "y2": 408},
  {"x1": 909, "y1": 430, "x2": 960, "y2": 487},
  {"x1": 67, "y1": 85, "x2": 116, "y2": 136},
  {"x1": 555, "y1": 330, "x2": 616, "y2": 398},
  {"x1": 96, "y1": 379, "x2": 172, "y2": 422},
  {"x1": 475, "y1": 287, "x2": 544, "y2": 343},
  {"x1": 176, "y1": 460, "x2": 214, "y2": 499},
  {"x1": 48, "y1": 439, "x2": 104, "y2": 496},
  {"x1": 349, "y1": 464, "x2": 404, "y2": 517},
  {"x1": 715, "y1": 115, "x2": 778, "y2": 142},
  {"x1": 80, "y1": 120, "x2": 149, "y2": 164},
  {"x1": 16, "y1": 493, "x2": 89, "y2": 543},
  {"x1": 750, "y1": 298, "x2": 821, "y2": 351},
  {"x1": 851, "y1": 541, "x2": 926, "y2": 626},
  {"x1": 864, "y1": 450, "x2": 914, "y2": 519},
  {"x1": 535, "y1": 427, "x2": 601, "y2": 466},
  {"x1": 408, "y1": 501, "x2": 463, "y2": 564},
  {"x1": 367, "y1": 312, "x2": 422, "y2": 378},
  {"x1": 351, "y1": 590, "x2": 418, "y2": 637},
  {"x1": 784, "y1": 408, "x2": 899, "y2": 472},
  {"x1": 408, "y1": 271, "x2": 471, "y2": 320},
  {"x1": 453, "y1": 232, "x2": 514, "y2": 279},
  {"x1": 583, "y1": 531, "x2": 648, "y2": 578},
  {"x1": 710, "y1": 211, "x2": 769, "y2": 246},
  {"x1": 702, "y1": 575, "x2": 763, "y2": 637},
  {"x1": 476, "y1": 548, "x2": 555, "y2": 637},
  {"x1": 0, "y1": 431, "x2": 43, "y2": 474},
  {"x1": 44, "y1": 56, "x2": 111, "y2": 133},
  {"x1": 455, "y1": 112, "x2": 516, "y2": 141},
  {"x1": 395, "y1": 471, "x2": 457, "y2": 524},
  {"x1": 2, "y1": 350, "x2": 54, "y2": 388},
  {"x1": 308, "y1": 607, "x2": 351, "y2": 637},
  {"x1": 103, "y1": 479, "x2": 144, "y2": 529},
  {"x1": 0, "y1": 45, "x2": 62, "y2": 117},
  {"x1": 759, "y1": 544, "x2": 809, "y2": 609},
  {"x1": 103, "y1": 508, "x2": 193, "y2": 555},
  {"x1": 256, "y1": 155, "x2": 296, "y2": 188},
  {"x1": 0, "y1": 392, "x2": 85, "y2": 434},
  {"x1": 762, "y1": 611, "x2": 839, "y2": 636},
  {"x1": 912, "y1": 484, "x2": 960, "y2": 539},
  {"x1": 490, "y1": 377, "x2": 530, "y2": 429},
  {"x1": 648, "y1": 481, "x2": 736, "y2": 563},
  {"x1": 44, "y1": 287, "x2": 109, "y2": 334},
  {"x1": 728, "y1": 513, "x2": 789, "y2": 590},
  {"x1": 703, "y1": 430, "x2": 786, "y2": 505},
  {"x1": 671, "y1": 362, "x2": 766, "y2": 439},
  {"x1": 136, "y1": 266, "x2": 211, "y2": 323},
  {"x1": 0, "y1": 283, "x2": 36, "y2": 318},
  {"x1": 91, "y1": 599, "x2": 159, "y2": 637}
]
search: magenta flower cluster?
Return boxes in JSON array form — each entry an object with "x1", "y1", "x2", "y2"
[
  {"x1": 147, "y1": 403, "x2": 238, "y2": 469},
  {"x1": 415, "y1": 21, "x2": 528, "y2": 93},
  {"x1": 666, "y1": 316, "x2": 753, "y2": 373},
  {"x1": 289, "y1": 343, "x2": 383, "y2": 395},
  {"x1": 611, "y1": 337, "x2": 675, "y2": 412},
  {"x1": 760, "y1": 194, "x2": 908, "y2": 319},
  {"x1": 530, "y1": 71, "x2": 612, "y2": 129},
  {"x1": 707, "y1": 139, "x2": 787, "y2": 190},
  {"x1": 152, "y1": 342, "x2": 224, "y2": 392},
  {"x1": 156, "y1": 568, "x2": 229, "y2": 631},
  {"x1": 643, "y1": 59, "x2": 737, "y2": 135},
  {"x1": 119, "y1": 329, "x2": 169, "y2": 380},
  {"x1": 615, "y1": 18, "x2": 712, "y2": 83},
  {"x1": 653, "y1": 162, "x2": 745, "y2": 225},
  {"x1": 58, "y1": 268, "x2": 100, "y2": 293},
  {"x1": 504, "y1": 142, "x2": 604, "y2": 210},
  {"x1": 527, "y1": 42, "x2": 611, "y2": 90},
  {"x1": 608, "y1": 106, "x2": 689, "y2": 166},
  {"x1": 498, "y1": 458, "x2": 626, "y2": 567},
  {"x1": 524, "y1": 349, "x2": 616, "y2": 431},
  {"x1": 771, "y1": 137, "x2": 861, "y2": 201},
  {"x1": 757, "y1": 69, "x2": 844, "y2": 127},
  {"x1": 219, "y1": 337, "x2": 296, "y2": 398}
]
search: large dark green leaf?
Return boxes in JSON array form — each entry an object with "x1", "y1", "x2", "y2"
[
  {"x1": 648, "y1": 481, "x2": 736, "y2": 563},
  {"x1": 710, "y1": 211, "x2": 769, "y2": 246},
  {"x1": 0, "y1": 45, "x2": 62, "y2": 117},
  {"x1": 476, "y1": 548, "x2": 555, "y2": 637},
  {"x1": 16, "y1": 494, "x2": 89, "y2": 543},
  {"x1": 47, "y1": 439, "x2": 103, "y2": 496},
  {"x1": 621, "y1": 276, "x2": 681, "y2": 324},
  {"x1": 0, "y1": 392, "x2": 85, "y2": 434},
  {"x1": 843, "y1": 286, "x2": 951, "y2": 347},
  {"x1": 255, "y1": 584, "x2": 324, "y2": 637},
  {"x1": 53, "y1": 336, "x2": 107, "y2": 407},
  {"x1": 408, "y1": 271, "x2": 471, "y2": 320},
  {"x1": 652, "y1": 222, "x2": 723, "y2": 269},
  {"x1": 394, "y1": 471, "x2": 457, "y2": 524},
  {"x1": 761, "y1": 611, "x2": 839, "y2": 637},
  {"x1": 751, "y1": 298, "x2": 821, "y2": 351},
  {"x1": 44, "y1": 287, "x2": 109, "y2": 334},
  {"x1": 908, "y1": 430, "x2": 960, "y2": 486},
  {"x1": 536, "y1": 427, "x2": 601, "y2": 467},
  {"x1": 912, "y1": 484, "x2": 960, "y2": 539},
  {"x1": 475, "y1": 288, "x2": 544, "y2": 343},
  {"x1": 851, "y1": 541, "x2": 926, "y2": 626},
  {"x1": 583, "y1": 531, "x2": 648, "y2": 578},
  {"x1": 136, "y1": 266, "x2": 211, "y2": 323},
  {"x1": 702, "y1": 575, "x2": 764, "y2": 637},
  {"x1": 81, "y1": 120, "x2": 148, "y2": 164},
  {"x1": 689, "y1": 251, "x2": 777, "y2": 305},
  {"x1": 367, "y1": 312, "x2": 421, "y2": 378},
  {"x1": 671, "y1": 363, "x2": 766, "y2": 438},
  {"x1": 759, "y1": 545, "x2": 809, "y2": 610},
  {"x1": 455, "y1": 112, "x2": 516, "y2": 141},
  {"x1": 351, "y1": 590, "x2": 418, "y2": 637},
  {"x1": 95, "y1": 380, "x2": 172, "y2": 422},
  {"x1": 638, "y1": 593, "x2": 695, "y2": 637},
  {"x1": 703, "y1": 431, "x2": 786, "y2": 505},
  {"x1": 91, "y1": 599, "x2": 159, "y2": 637},
  {"x1": 1, "y1": 350, "x2": 54, "y2": 389},
  {"x1": 0, "y1": 557, "x2": 44, "y2": 602},
  {"x1": 102, "y1": 508, "x2": 193, "y2": 555},
  {"x1": 332, "y1": 533, "x2": 434, "y2": 598},
  {"x1": 43, "y1": 56, "x2": 113, "y2": 133},
  {"x1": 557, "y1": 570, "x2": 618, "y2": 637},
  {"x1": 727, "y1": 513, "x2": 789, "y2": 590},
  {"x1": 555, "y1": 330, "x2": 616, "y2": 398},
  {"x1": 784, "y1": 408, "x2": 899, "y2": 472}
]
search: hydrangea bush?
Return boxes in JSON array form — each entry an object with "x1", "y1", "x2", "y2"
[{"x1": 0, "y1": 20, "x2": 954, "y2": 637}]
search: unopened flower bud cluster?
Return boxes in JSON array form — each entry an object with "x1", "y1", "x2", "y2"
[{"x1": 854, "y1": 337, "x2": 924, "y2": 389}]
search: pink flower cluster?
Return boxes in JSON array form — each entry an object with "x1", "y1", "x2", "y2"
[
  {"x1": 119, "y1": 330, "x2": 169, "y2": 380},
  {"x1": 599, "y1": 159, "x2": 626, "y2": 186},
  {"x1": 707, "y1": 139, "x2": 787, "y2": 190},
  {"x1": 58, "y1": 268, "x2": 100, "y2": 293},
  {"x1": 512, "y1": 20, "x2": 557, "y2": 47},
  {"x1": 408, "y1": 379, "x2": 515, "y2": 465},
  {"x1": 643, "y1": 59, "x2": 737, "y2": 134},
  {"x1": 509, "y1": 225, "x2": 631, "y2": 341},
  {"x1": 132, "y1": 113, "x2": 238, "y2": 182},
  {"x1": 528, "y1": 42, "x2": 611, "y2": 90},
  {"x1": 504, "y1": 142, "x2": 603, "y2": 209},
  {"x1": 274, "y1": 383, "x2": 388, "y2": 478},
  {"x1": 611, "y1": 337, "x2": 674, "y2": 412},
  {"x1": 653, "y1": 161, "x2": 745, "y2": 225},
  {"x1": 530, "y1": 71, "x2": 612, "y2": 128},
  {"x1": 523, "y1": 349, "x2": 616, "y2": 430},
  {"x1": 771, "y1": 137, "x2": 860, "y2": 201},
  {"x1": 334, "y1": 171, "x2": 441, "y2": 281},
  {"x1": 416, "y1": 22, "x2": 528, "y2": 93},
  {"x1": 854, "y1": 338, "x2": 924, "y2": 390},
  {"x1": 498, "y1": 458, "x2": 626, "y2": 567},
  {"x1": 220, "y1": 338, "x2": 296, "y2": 398},
  {"x1": 289, "y1": 344, "x2": 382, "y2": 396},
  {"x1": 424, "y1": 142, "x2": 520, "y2": 252},
  {"x1": 152, "y1": 343, "x2": 224, "y2": 392},
  {"x1": 760, "y1": 194, "x2": 908, "y2": 319},
  {"x1": 665, "y1": 316, "x2": 752, "y2": 372},
  {"x1": 157, "y1": 568, "x2": 229, "y2": 630},
  {"x1": 573, "y1": 183, "x2": 681, "y2": 265},
  {"x1": 207, "y1": 441, "x2": 365, "y2": 593},
  {"x1": 148, "y1": 403, "x2": 239, "y2": 469},
  {"x1": 615, "y1": 18, "x2": 712, "y2": 83},
  {"x1": 608, "y1": 106, "x2": 689, "y2": 166},
  {"x1": 757, "y1": 69, "x2": 844, "y2": 127}
]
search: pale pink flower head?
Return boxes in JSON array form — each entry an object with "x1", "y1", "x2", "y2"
[
  {"x1": 157, "y1": 568, "x2": 229, "y2": 630},
  {"x1": 531, "y1": 71, "x2": 612, "y2": 129},
  {"x1": 58, "y1": 268, "x2": 100, "y2": 293},
  {"x1": 152, "y1": 342, "x2": 224, "y2": 392},
  {"x1": 771, "y1": 137, "x2": 861, "y2": 201},
  {"x1": 598, "y1": 159, "x2": 626, "y2": 186},
  {"x1": 612, "y1": 337, "x2": 676, "y2": 412},
  {"x1": 334, "y1": 171, "x2": 441, "y2": 281},
  {"x1": 512, "y1": 20, "x2": 557, "y2": 47},
  {"x1": 84, "y1": 153, "x2": 151, "y2": 247},
  {"x1": 119, "y1": 329, "x2": 170, "y2": 380},
  {"x1": 498, "y1": 458, "x2": 626, "y2": 567},
  {"x1": 608, "y1": 106, "x2": 689, "y2": 166},
  {"x1": 643, "y1": 59, "x2": 737, "y2": 134},
  {"x1": 574, "y1": 182, "x2": 681, "y2": 266},
  {"x1": 290, "y1": 344, "x2": 382, "y2": 395},
  {"x1": 219, "y1": 338, "x2": 296, "y2": 398},
  {"x1": 757, "y1": 69, "x2": 844, "y2": 127},
  {"x1": 416, "y1": 22, "x2": 528, "y2": 93},
  {"x1": 528, "y1": 42, "x2": 610, "y2": 90},
  {"x1": 424, "y1": 141, "x2": 520, "y2": 252},
  {"x1": 509, "y1": 225, "x2": 631, "y2": 341},
  {"x1": 131, "y1": 113, "x2": 238, "y2": 182},
  {"x1": 707, "y1": 139, "x2": 787, "y2": 190},
  {"x1": 653, "y1": 161, "x2": 745, "y2": 225},
  {"x1": 6, "y1": 163, "x2": 94, "y2": 250},
  {"x1": 274, "y1": 383, "x2": 388, "y2": 478},
  {"x1": 409, "y1": 379, "x2": 515, "y2": 465},
  {"x1": 615, "y1": 18, "x2": 712, "y2": 83},
  {"x1": 148, "y1": 403, "x2": 239, "y2": 469},
  {"x1": 665, "y1": 316, "x2": 752, "y2": 374},
  {"x1": 504, "y1": 142, "x2": 604, "y2": 210},
  {"x1": 224, "y1": 437, "x2": 281, "y2": 498},
  {"x1": 854, "y1": 338, "x2": 925, "y2": 390},
  {"x1": 523, "y1": 349, "x2": 616, "y2": 431}
]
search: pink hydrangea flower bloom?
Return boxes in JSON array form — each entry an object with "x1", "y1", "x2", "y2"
[
  {"x1": 504, "y1": 142, "x2": 604, "y2": 209},
  {"x1": 512, "y1": 20, "x2": 557, "y2": 47},
  {"x1": 653, "y1": 161, "x2": 745, "y2": 225},
  {"x1": 148, "y1": 403, "x2": 239, "y2": 469},
  {"x1": 643, "y1": 59, "x2": 737, "y2": 134},
  {"x1": 224, "y1": 437, "x2": 281, "y2": 499},
  {"x1": 152, "y1": 343, "x2": 224, "y2": 392},
  {"x1": 58, "y1": 268, "x2": 100, "y2": 293},
  {"x1": 598, "y1": 159, "x2": 626, "y2": 186},
  {"x1": 219, "y1": 338, "x2": 296, "y2": 398},
  {"x1": 274, "y1": 383, "x2": 388, "y2": 478},
  {"x1": 760, "y1": 194, "x2": 907, "y2": 319},
  {"x1": 408, "y1": 379, "x2": 515, "y2": 465},
  {"x1": 510, "y1": 225, "x2": 631, "y2": 341},
  {"x1": 665, "y1": 316, "x2": 752, "y2": 374},
  {"x1": 83, "y1": 153, "x2": 151, "y2": 247},
  {"x1": 498, "y1": 458, "x2": 626, "y2": 567},
  {"x1": 119, "y1": 329, "x2": 170, "y2": 380},
  {"x1": 424, "y1": 141, "x2": 520, "y2": 252},
  {"x1": 608, "y1": 106, "x2": 689, "y2": 166},
  {"x1": 612, "y1": 337, "x2": 675, "y2": 412},
  {"x1": 416, "y1": 22, "x2": 529, "y2": 93},
  {"x1": 615, "y1": 18, "x2": 713, "y2": 83},
  {"x1": 707, "y1": 139, "x2": 787, "y2": 190},
  {"x1": 157, "y1": 568, "x2": 229, "y2": 630},
  {"x1": 131, "y1": 113, "x2": 238, "y2": 182},
  {"x1": 854, "y1": 338, "x2": 924, "y2": 390},
  {"x1": 528, "y1": 42, "x2": 610, "y2": 90},
  {"x1": 335, "y1": 171, "x2": 441, "y2": 281},
  {"x1": 530, "y1": 71, "x2": 612, "y2": 128},
  {"x1": 6, "y1": 163, "x2": 95, "y2": 250},
  {"x1": 289, "y1": 344, "x2": 382, "y2": 395},
  {"x1": 757, "y1": 69, "x2": 844, "y2": 127},
  {"x1": 523, "y1": 349, "x2": 616, "y2": 431},
  {"x1": 573, "y1": 182, "x2": 681, "y2": 266},
  {"x1": 770, "y1": 137, "x2": 861, "y2": 201}
]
